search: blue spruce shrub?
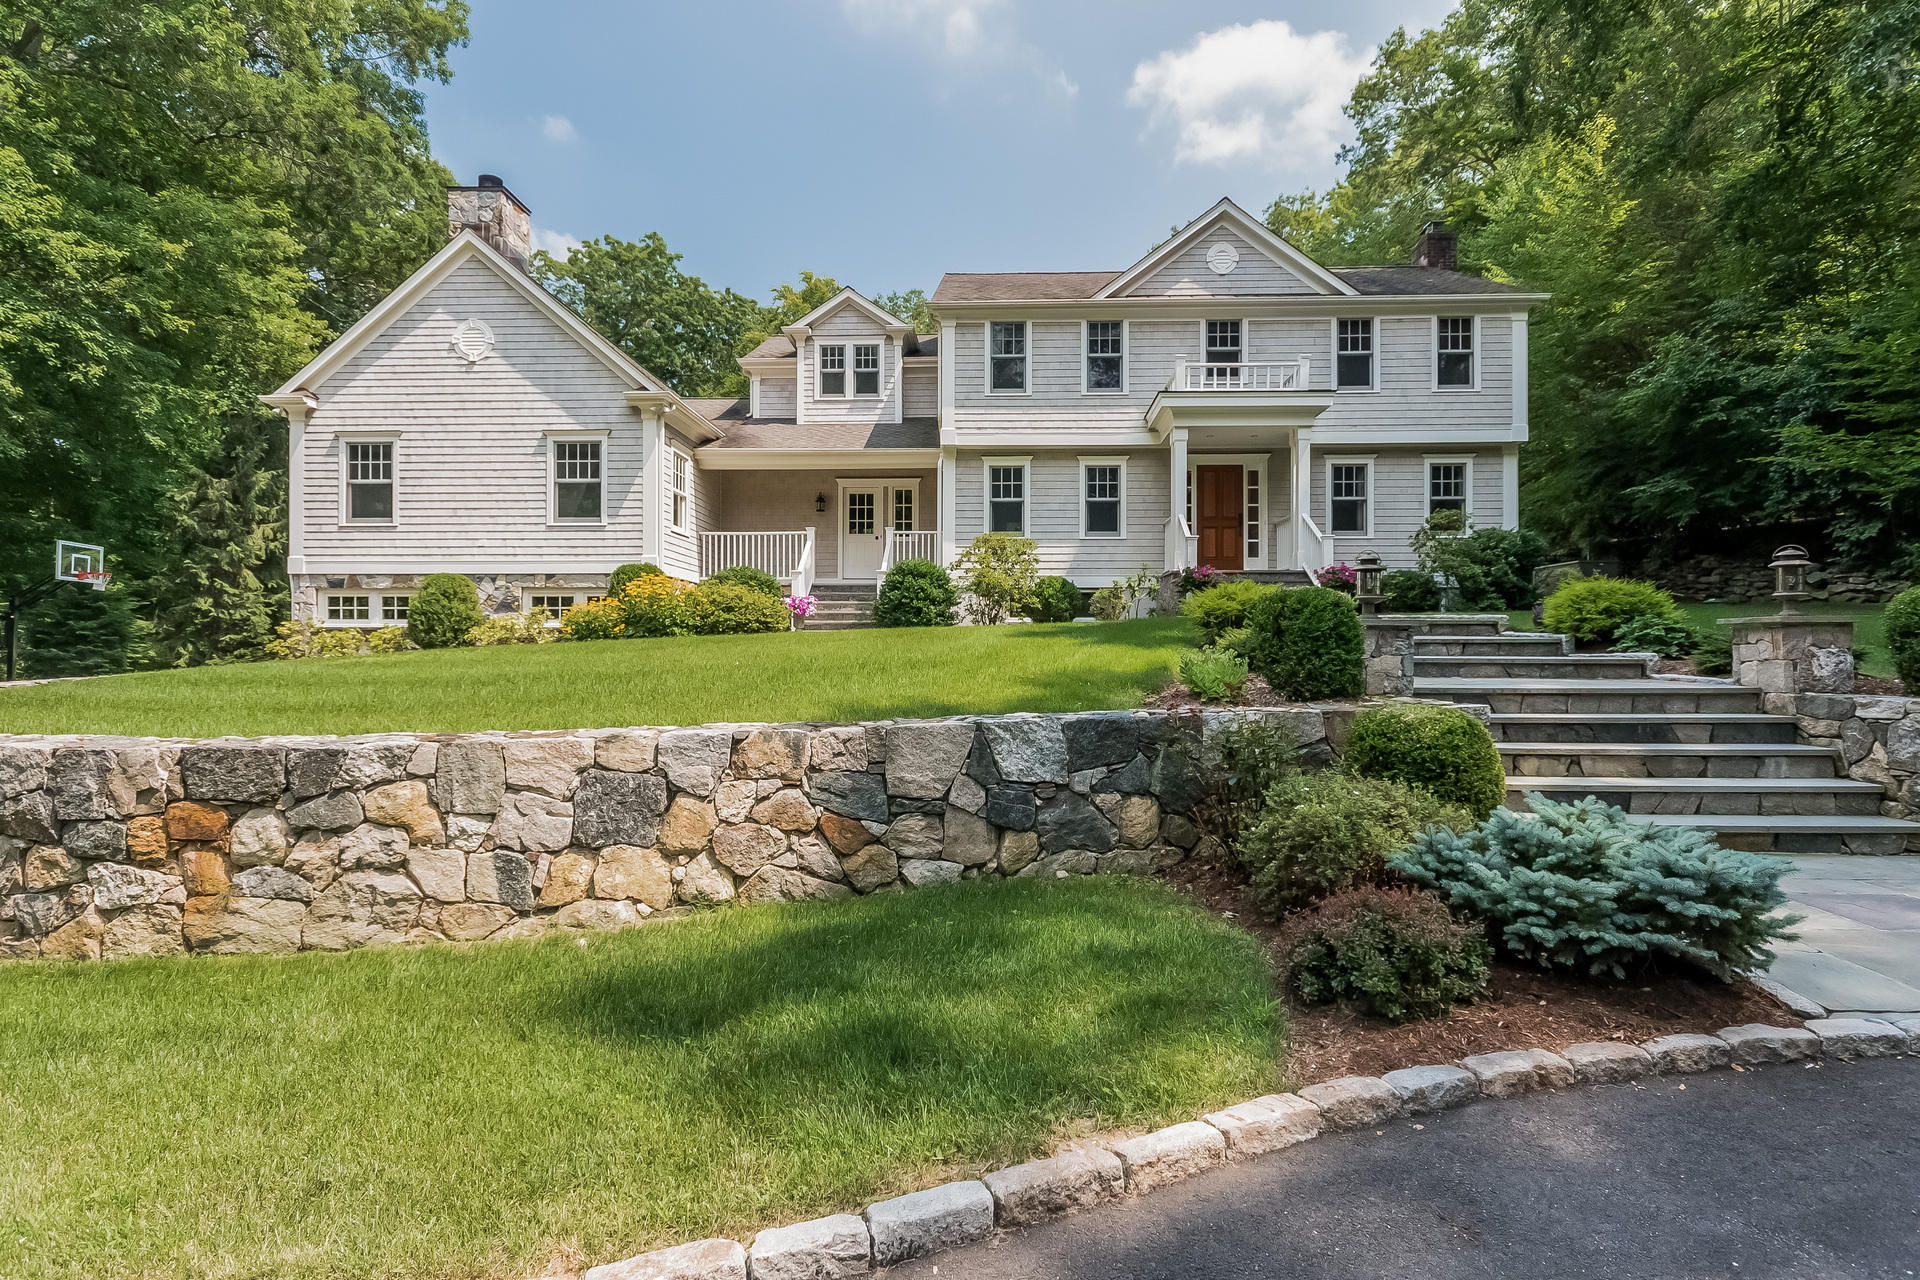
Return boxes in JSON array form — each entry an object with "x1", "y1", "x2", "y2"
[{"x1": 1389, "y1": 794, "x2": 1800, "y2": 980}]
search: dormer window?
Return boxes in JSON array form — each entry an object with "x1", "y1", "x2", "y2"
[
  {"x1": 853, "y1": 344, "x2": 880, "y2": 396},
  {"x1": 818, "y1": 344, "x2": 847, "y2": 397}
]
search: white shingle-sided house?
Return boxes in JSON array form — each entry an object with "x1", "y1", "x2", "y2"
[{"x1": 264, "y1": 177, "x2": 1543, "y2": 626}]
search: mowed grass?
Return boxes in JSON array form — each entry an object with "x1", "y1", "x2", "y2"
[
  {"x1": 1508, "y1": 601, "x2": 1893, "y2": 677},
  {"x1": 0, "y1": 877, "x2": 1281, "y2": 1280},
  {"x1": 0, "y1": 619, "x2": 1193, "y2": 737}
]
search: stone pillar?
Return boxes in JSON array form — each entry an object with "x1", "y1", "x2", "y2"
[
  {"x1": 1363, "y1": 618, "x2": 1417, "y2": 696},
  {"x1": 1723, "y1": 616, "x2": 1855, "y2": 696}
]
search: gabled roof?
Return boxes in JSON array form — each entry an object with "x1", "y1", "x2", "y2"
[
  {"x1": 932, "y1": 272, "x2": 1122, "y2": 304},
  {"x1": 740, "y1": 330, "x2": 939, "y2": 362},
  {"x1": 1332, "y1": 267, "x2": 1527, "y2": 296},
  {"x1": 263, "y1": 230, "x2": 720, "y2": 440},
  {"x1": 1095, "y1": 197, "x2": 1356, "y2": 299},
  {"x1": 783, "y1": 286, "x2": 914, "y2": 338}
]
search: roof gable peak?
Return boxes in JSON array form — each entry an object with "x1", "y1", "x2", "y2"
[
  {"x1": 1096, "y1": 197, "x2": 1357, "y2": 299},
  {"x1": 782, "y1": 286, "x2": 912, "y2": 338}
]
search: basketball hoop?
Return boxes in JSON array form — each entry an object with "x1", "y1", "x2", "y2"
[{"x1": 72, "y1": 570, "x2": 112, "y2": 592}]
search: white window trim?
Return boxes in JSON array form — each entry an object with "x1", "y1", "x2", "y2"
[
  {"x1": 1432, "y1": 314, "x2": 1481, "y2": 392},
  {"x1": 1184, "y1": 454, "x2": 1272, "y2": 570},
  {"x1": 984, "y1": 320, "x2": 1031, "y2": 397},
  {"x1": 1325, "y1": 454, "x2": 1376, "y2": 540},
  {"x1": 850, "y1": 342, "x2": 883, "y2": 399},
  {"x1": 547, "y1": 431, "x2": 609, "y2": 527},
  {"x1": 1424, "y1": 454, "x2": 1475, "y2": 518},
  {"x1": 816, "y1": 342, "x2": 850, "y2": 399},
  {"x1": 1077, "y1": 456, "x2": 1128, "y2": 540},
  {"x1": 748, "y1": 375, "x2": 762, "y2": 418},
  {"x1": 337, "y1": 433, "x2": 398, "y2": 527},
  {"x1": 1081, "y1": 319, "x2": 1128, "y2": 395},
  {"x1": 667, "y1": 445, "x2": 694, "y2": 535},
  {"x1": 981, "y1": 455, "x2": 1032, "y2": 536},
  {"x1": 321, "y1": 591, "x2": 412, "y2": 629},
  {"x1": 1331, "y1": 316, "x2": 1381, "y2": 393}
]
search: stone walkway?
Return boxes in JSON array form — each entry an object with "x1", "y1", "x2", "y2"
[{"x1": 1768, "y1": 855, "x2": 1920, "y2": 1015}]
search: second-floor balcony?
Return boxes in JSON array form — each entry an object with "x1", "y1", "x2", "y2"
[
  {"x1": 1149, "y1": 356, "x2": 1332, "y2": 437},
  {"x1": 1169, "y1": 357, "x2": 1311, "y2": 392}
]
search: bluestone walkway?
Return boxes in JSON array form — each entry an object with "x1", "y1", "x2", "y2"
[{"x1": 1769, "y1": 855, "x2": 1920, "y2": 1015}]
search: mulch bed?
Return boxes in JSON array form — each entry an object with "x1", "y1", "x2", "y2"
[
  {"x1": 1159, "y1": 858, "x2": 1801, "y2": 1088},
  {"x1": 1145, "y1": 674, "x2": 1290, "y2": 711}
]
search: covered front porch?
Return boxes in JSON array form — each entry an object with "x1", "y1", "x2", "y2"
[{"x1": 697, "y1": 468, "x2": 941, "y2": 597}]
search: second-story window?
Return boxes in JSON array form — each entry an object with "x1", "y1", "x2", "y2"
[
  {"x1": 1204, "y1": 320, "x2": 1243, "y2": 387},
  {"x1": 553, "y1": 438, "x2": 603, "y2": 522},
  {"x1": 1086, "y1": 321, "x2": 1123, "y2": 391},
  {"x1": 853, "y1": 344, "x2": 881, "y2": 396},
  {"x1": 1336, "y1": 318, "x2": 1374, "y2": 390},
  {"x1": 989, "y1": 321, "x2": 1027, "y2": 393},
  {"x1": 1437, "y1": 317, "x2": 1475, "y2": 387},
  {"x1": 345, "y1": 441, "x2": 394, "y2": 522},
  {"x1": 818, "y1": 344, "x2": 847, "y2": 396}
]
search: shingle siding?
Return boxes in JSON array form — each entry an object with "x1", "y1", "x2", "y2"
[
  {"x1": 1125, "y1": 226, "x2": 1318, "y2": 297},
  {"x1": 953, "y1": 450, "x2": 1171, "y2": 585}
]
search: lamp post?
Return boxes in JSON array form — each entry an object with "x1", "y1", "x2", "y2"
[
  {"x1": 1769, "y1": 543, "x2": 1812, "y2": 616},
  {"x1": 1355, "y1": 550, "x2": 1384, "y2": 616}
]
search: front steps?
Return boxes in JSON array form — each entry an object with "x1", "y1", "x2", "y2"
[
  {"x1": 1410, "y1": 626, "x2": 1920, "y2": 855},
  {"x1": 804, "y1": 582, "x2": 876, "y2": 631}
]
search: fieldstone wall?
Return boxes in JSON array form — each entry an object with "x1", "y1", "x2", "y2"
[
  {"x1": 290, "y1": 573, "x2": 609, "y2": 624},
  {"x1": 0, "y1": 708, "x2": 1335, "y2": 963},
  {"x1": 1640, "y1": 553, "x2": 1908, "y2": 604},
  {"x1": 1728, "y1": 617, "x2": 1855, "y2": 695},
  {"x1": 1789, "y1": 693, "x2": 1920, "y2": 842}
]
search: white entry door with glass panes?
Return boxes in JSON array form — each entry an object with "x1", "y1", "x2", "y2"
[{"x1": 838, "y1": 480, "x2": 918, "y2": 581}]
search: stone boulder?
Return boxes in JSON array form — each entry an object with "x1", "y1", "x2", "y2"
[
  {"x1": 502, "y1": 736, "x2": 594, "y2": 797},
  {"x1": 406, "y1": 848, "x2": 467, "y2": 903},
  {"x1": 885, "y1": 721, "x2": 977, "y2": 799},
  {"x1": 491, "y1": 791, "x2": 573, "y2": 853},
  {"x1": 979, "y1": 716, "x2": 1071, "y2": 784},
  {"x1": 64, "y1": 819, "x2": 128, "y2": 863},
  {"x1": 675, "y1": 851, "x2": 736, "y2": 905},
  {"x1": 87, "y1": 863, "x2": 186, "y2": 911},
  {"x1": 537, "y1": 851, "x2": 596, "y2": 907},
  {"x1": 712, "y1": 823, "x2": 789, "y2": 877},
  {"x1": 732, "y1": 728, "x2": 810, "y2": 781},
  {"x1": 303, "y1": 871, "x2": 421, "y2": 950},
  {"x1": 593, "y1": 845, "x2": 674, "y2": 908},
  {"x1": 183, "y1": 895, "x2": 305, "y2": 954},
  {"x1": 657, "y1": 729, "x2": 733, "y2": 796},
  {"x1": 179, "y1": 745, "x2": 285, "y2": 804},
  {"x1": 101, "y1": 904, "x2": 185, "y2": 958},
  {"x1": 739, "y1": 866, "x2": 854, "y2": 905},
  {"x1": 432, "y1": 739, "x2": 506, "y2": 815},
  {"x1": 807, "y1": 771, "x2": 889, "y2": 823},
  {"x1": 230, "y1": 865, "x2": 314, "y2": 903},
  {"x1": 572, "y1": 769, "x2": 668, "y2": 848},
  {"x1": 1035, "y1": 792, "x2": 1116, "y2": 854},
  {"x1": 466, "y1": 851, "x2": 535, "y2": 912},
  {"x1": 229, "y1": 808, "x2": 290, "y2": 867}
]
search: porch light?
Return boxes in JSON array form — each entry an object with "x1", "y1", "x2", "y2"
[
  {"x1": 1769, "y1": 544, "x2": 1813, "y2": 615},
  {"x1": 815, "y1": 493, "x2": 828, "y2": 514},
  {"x1": 1355, "y1": 550, "x2": 1384, "y2": 615}
]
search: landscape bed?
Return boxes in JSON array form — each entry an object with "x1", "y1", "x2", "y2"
[
  {"x1": 0, "y1": 619, "x2": 1191, "y2": 738},
  {"x1": 0, "y1": 876, "x2": 1279, "y2": 1280}
]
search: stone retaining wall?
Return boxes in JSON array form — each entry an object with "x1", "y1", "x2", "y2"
[
  {"x1": 1787, "y1": 692, "x2": 1920, "y2": 840},
  {"x1": 1639, "y1": 553, "x2": 1908, "y2": 604},
  {"x1": 0, "y1": 708, "x2": 1336, "y2": 963}
]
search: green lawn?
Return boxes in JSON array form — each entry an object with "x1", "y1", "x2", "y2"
[
  {"x1": 0, "y1": 877, "x2": 1280, "y2": 1280},
  {"x1": 0, "y1": 618, "x2": 1193, "y2": 737},
  {"x1": 1508, "y1": 601, "x2": 1893, "y2": 677}
]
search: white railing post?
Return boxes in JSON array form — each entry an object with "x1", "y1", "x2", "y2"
[
  {"x1": 1172, "y1": 356, "x2": 1188, "y2": 392},
  {"x1": 793, "y1": 528, "x2": 815, "y2": 597}
]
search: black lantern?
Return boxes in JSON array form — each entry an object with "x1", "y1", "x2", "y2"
[
  {"x1": 1355, "y1": 550, "x2": 1384, "y2": 615},
  {"x1": 815, "y1": 493, "x2": 828, "y2": 514},
  {"x1": 1770, "y1": 543, "x2": 1812, "y2": 615}
]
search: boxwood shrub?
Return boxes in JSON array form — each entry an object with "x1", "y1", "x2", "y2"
[
  {"x1": 1280, "y1": 886, "x2": 1492, "y2": 1022},
  {"x1": 874, "y1": 559, "x2": 958, "y2": 627},
  {"x1": 1381, "y1": 569, "x2": 1441, "y2": 613},
  {"x1": 1541, "y1": 575, "x2": 1680, "y2": 644},
  {"x1": 407, "y1": 574, "x2": 484, "y2": 649},
  {"x1": 1242, "y1": 586, "x2": 1364, "y2": 700},
  {"x1": 682, "y1": 581, "x2": 789, "y2": 634},
  {"x1": 1342, "y1": 702, "x2": 1506, "y2": 819},
  {"x1": 1888, "y1": 585, "x2": 1920, "y2": 692},
  {"x1": 1027, "y1": 575, "x2": 1082, "y2": 623},
  {"x1": 705, "y1": 565, "x2": 784, "y2": 598}
]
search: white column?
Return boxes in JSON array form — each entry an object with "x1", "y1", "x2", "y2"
[
  {"x1": 1168, "y1": 429, "x2": 1189, "y2": 571},
  {"x1": 641, "y1": 408, "x2": 666, "y2": 567},
  {"x1": 938, "y1": 445, "x2": 958, "y2": 565},
  {"x1": 285, "y1": 406, "x2": 308, "y2": 576},
  {"x1": 1502, "y1": 443, "x2": 1521, "y2": 530},
  {"x1": 1293, "y1": 428, "x2": 1314, "y2": 570}
]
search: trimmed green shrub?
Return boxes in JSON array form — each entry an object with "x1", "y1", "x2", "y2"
[
  {"x1": 1179, "y1": 647, "x2": 1249, "y2": 703},
  {"x1": 1027, "y1": 576, "x2": 1082, "y2": 623},
  {"x1": 1242, "y1": 586, "x2": 1364, "y2": 700},
  {"x1": 1611, "y1": 615, "x2": 1701, "y2": 660},
  {"x1": 266, "y1": 620, "x2": 359, "y2": 659},
  {"x1": 1390, "y1": 793, "x2": 1800, "y2": 980},
  {"x1": 1202, "y1": 718, "x2": 1302, "y2": 842},
  {"x1": 408, "y1": 574, "x2": 484, "y2": 649},
  {"x1": 1692, "y1": 627, "x2": 1733, "y2": 676},
  {"x1": 468, "y1": 608, "x2": 554, "y2": 646},
  {"x1": 1411, "y1": 511, "x2": 1551, "y2": 609},
  {"x1": 874, "y1": 559, "x2": 958, "y2": 628},
  {"x1": 682, "y1": 582, "x2": 789, "y2": 635},
  {"x1": 608, "y1": 563, "x2": 662, "y2": 596},
  {"x1": 1541, "y1": 575, "x2": 1680, "y2": 644},
  {"x1": 366, "y1": 625, "x2": 416, "y2": 654},
  {"x1": 1342, "y1": 703, "x2": 1506, "y2": 820},
  {"x1": 1381, "y1": 569, "x2": 1441, "y2": 613},
  {"x1": 1088, "y1": 585, "x2": 1127, "y2": 621},
  {"x1": 1280, "y1": 886, "x2": 1492, "y2": 1022},
  {"x1": 705, "y1": 565, "x2": 784, "y2": 598},
  {"x1": 1888, "y1": 586, "x2": 1920, "y2": 692},
  {"x1": 953, "y1": 533, "x2": 1039, "y2": 624},
  {"x1": 1181, "y1": 580, "x2": 1277, "y2": 644},
  {"x1": 1236, "y1": 772, "x2": 1470, "y2": 916}
]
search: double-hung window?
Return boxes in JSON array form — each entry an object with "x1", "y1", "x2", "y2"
[
  {"x1": 988, "y1": 321, "x2": 1027, "y2": 393},
  {"x1": 853, "y1": 344, "x2": 881, "y2": 396},
  {"x1": 1328, "y1": 461, "x2": 1371, "y2": 536},
  {"x1": 1428, "y1": 460, "x2": 1469, "y2": 515},
  {"x1": 1336, "y1": 318, "x2": 1374, "y2": 390},
  {"x1": 1081, "y1": 460, "x2": 1123, "y2": 538},
  {"x1": 669, "y1": 448, "x2": 692, "y2": 530},
  {"x1": 1085, "y1": 321, "x2": 1123, "y2": 392},
  {"x1": 1204, "y1": 319, "x2": 1243, "y2": 387},
  {"x1": 987, "y1": 460, "x2": 1027, "y2": 533},
  {"x1": 1436, "y1": 317, "x2": 1475, "y2": 387},
  {"x1": 552, "y1": 438, "x2": 603, "y2": 522},
  {"x1": 344, "y1": 441, "x2": 394, "y2": 522},
  {"x1": 817, "y1": 344, "x2": 847, "y2": 397}
]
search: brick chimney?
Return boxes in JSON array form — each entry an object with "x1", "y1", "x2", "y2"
[
  {"x1": 1412, "y1": 220, "x2": 1457, "y2": 271},
  {"x1": 448, "y1": 174, "x2": 532, "y2": 271}
]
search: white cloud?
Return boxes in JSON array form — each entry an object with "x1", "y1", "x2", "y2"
[
  {"x1": 1128, "y1": 21, "x2": 1373, "y2": 171},
  {"x1": 840, "y1": 0, "x2": 1071, "y2": 96},
  {"x1": 541, "y1": 114, "x2": 578, "y2": 144},
  {"x1": 532, "y1": 226, "x2": 582, "y2": 259}
]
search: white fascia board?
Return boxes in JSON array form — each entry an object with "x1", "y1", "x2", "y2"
[
  {"x1": 931, "y1": 295, "x2": 1546, "y2": 318},
  {"x1": 300, "y1": 559, "x2": 642, "y2": 576},
  {"x1": 948, "y1": 428, "x2": 1159, "y2": 448},
  {"x1": 1310, "y1": 425, "x2": 1528, "y2": 446},
  {"x1": 692, "y1": 448, "x2": 941, "y2": 471}
]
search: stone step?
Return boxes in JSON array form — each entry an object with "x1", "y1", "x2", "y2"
[
  {"x1": 1412, "y1": 653, "x2": 1654, "y2": 680},
  {"x1": 1414, "y1": 633, "x2": 1573, "y2": 657},
  {"x1": 1417, "y1": 678, "x2": 1763, "y2": 716},
  {"x1": 1633, "y1": 814, "x2": 1920, "y2": 856},
  {"x1": 1488, "y1": 713, "x2": 1802, "y2": 745},
  {"x1": 1500, "y1": 742, "x2": 1840, "y2": 780},
  {"x1": 1506, "y1": 775, "x2": 1887, "y2": 817},
  {"x1": 1379, "y1": 613, "x2": 1511, "y2": 637},
  {"x1": 810, "y1": 585, "x2": 881, "y2": 601}
]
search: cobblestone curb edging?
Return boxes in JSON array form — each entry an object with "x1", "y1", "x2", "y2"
[{"x1": 578, "y1": 1013, "x2": 1920, "y2": 1280}]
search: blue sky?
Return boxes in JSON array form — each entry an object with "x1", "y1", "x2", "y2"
[{"x1": 421, "y1": 0, "x2": 1455, "y2": 303}]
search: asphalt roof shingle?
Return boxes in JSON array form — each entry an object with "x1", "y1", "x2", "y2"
[
  {"x1": 686, "y1": 400, "x2": 939, "y2": 451},
  {"x1": 927, "y1": 266, "x2": 1522, "y2": 303}
]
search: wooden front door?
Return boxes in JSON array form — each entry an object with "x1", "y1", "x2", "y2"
[{"x1": 1195, "y1": 465, "x2": 1244, "y2": 571}]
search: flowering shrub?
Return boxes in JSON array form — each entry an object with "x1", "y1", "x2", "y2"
[
  {"x1": 467, "y1": 608, "x2": 554, "y2": 646},
  {"x1": 366, "y1": 625, "x2": 416, "y2": 654},
  {"x1": 1178, "y1": 564, "x2": 1225, "y2": 595},
  {"x1": 559, "y1": 596, "x2": 625, "y2": 641},
  {"x1": 1313, "y1": 562, "x2": 1357, "y2": 595},
  {"x1": 614, "y1": 573, "x2": 692, "y2": 638},
  {"x1": 267, "y1": 619, "x2": 360, "y2": 659},
  {"x1": 784, "y1": 594, "x2": 817, "y2": 625}
]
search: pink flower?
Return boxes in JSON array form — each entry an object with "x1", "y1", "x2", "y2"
[{"x1": 782, "y1": 594, "x2": 817, "y2": 618}]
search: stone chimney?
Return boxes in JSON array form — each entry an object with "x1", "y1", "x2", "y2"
[
  {"x1": 1412, "y1": 220, "x2": 1457, "y2": 271},
  {"x1": 448, "y1": 174, "x2": 532, "y2": 271}
]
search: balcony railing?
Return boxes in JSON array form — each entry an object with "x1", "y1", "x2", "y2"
[
  {"x1": 699, "y1": 529, "x2": 815, "y2": 596},
  {"x1": 1169, "y1": 357, "x2": 1311, "y2": 392}
]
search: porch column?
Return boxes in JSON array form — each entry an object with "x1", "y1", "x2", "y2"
[
  {"x1": 1292, "y1": 428, "x2": 1313, "y2": 572},
  {"x1": 1168, "y1": 428, "x2": 1189, "y2": 572},
  {"x1": 938, "y1": 445, "x2": 957, "y2": 566},
  {"x1": 641, "y1": 407, "x2": 667, "y2": 570}
]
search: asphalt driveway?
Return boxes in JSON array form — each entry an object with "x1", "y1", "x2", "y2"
[{"x1": 890, "y1": 1058, "x2": 1920, "y2": 1279}]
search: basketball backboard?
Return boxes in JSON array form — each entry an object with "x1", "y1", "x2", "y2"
[{"x1": 55, "y1": 540, "x2": 109, "y2": 590}]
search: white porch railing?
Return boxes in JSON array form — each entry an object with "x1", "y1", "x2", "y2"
[
  {"x1": 1297, "y1": 513, "x2": 1333, "y2": 578},
  {"x1": 1163, "y1": 514, "x2": 1197, "y2": 572},
  {"x1": 1170, "y1": 357, "x2": 1311, "y2": 392},
  {"x1": 700, "y1": 529, "x2": 815, "y2": 596},
  {"x1": 876, "y1": 528, "x2": 942, "y2": 595}
]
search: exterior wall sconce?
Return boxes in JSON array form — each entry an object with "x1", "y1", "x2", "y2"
[
  {"x1": 815, "y1": 493, "x2": 828, "y2": 514},
  {"x1": 1770, "y1": 543, "x2": 1812, "y2": 615},
  {"x1": 1355, "y1": 550, "x2": 1384, "y2": 615}
]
